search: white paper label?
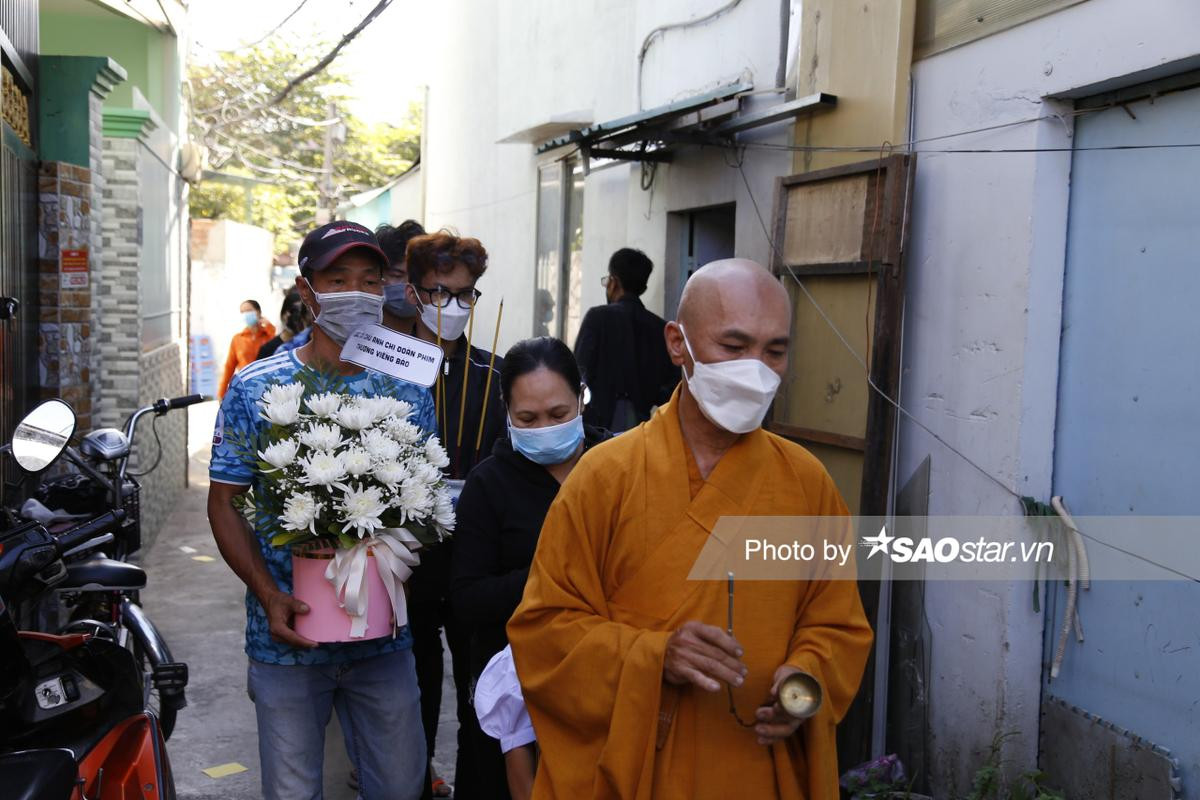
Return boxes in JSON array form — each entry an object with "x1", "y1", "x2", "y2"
[{"x1": 340, "y1": 324, "x2": 444, "y2": 388}]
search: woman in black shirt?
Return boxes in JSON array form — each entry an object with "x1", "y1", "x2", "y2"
[{"x1": 451, "y1": 336, "x2": 609, "y2": 798}]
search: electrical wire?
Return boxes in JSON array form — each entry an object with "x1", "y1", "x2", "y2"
[
  {"x1": 637, "y1": 0, "x2": 745, "y2": 111},
  {"x1": 208, "y1": 0, "x2": 312, "y2": 52},
  {"x1": 127, "y1": 414, "x2": 164, "y2": 478},
  {"x1": 732, "y1": 156, "x2": 1200, "y2": 583},
  {"x1": 738, "y1": 139, "x2": 1200, "y2": 155}
]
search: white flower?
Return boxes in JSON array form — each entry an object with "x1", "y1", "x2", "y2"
[
  {"x1": 280, "y1": 493, "x2": 322, "y2": 534},
  {"x1": 375, "y1": 461, "x2": 410, "y2": 486},
  {"x1": 261, "y1": 397, "x2": 301, "y2": 427},
  {"x1": 414, "y1": 462, "x2": 442, "y2": 485},
  {"x1": 305, "y1": 392, "x2": 343, "y2": 418},
  {"x1": 299, "y1": 423, "x2": 344, "y2": 452},
  {"x1": 399, "y1": 476, "x2": 434, "y2": 519},
  {"x1": 358, "y1": 428, "x2": 400, "y2": 462},
  {"x1": 263, "y1": 382, "x2": 305, "y2": 407},
  {"x1": 433, "y1": 490, "x2": 456, "y2": 531},
  {"x1": 333, "y1": 401, "x2": 375, "y2": 431},
  {"x1": 424, "y1": 438, "x2": 450, "y2": 469},
  {"x1": 386, "y1": 418, "x2": 423, "y2": 445},
  {"x1": 361, "y1": 396, "x2": 410, "y2": 422},
  {"x1": 258, "y1": 439, "x2": 299, "y2": 470},
  {"x1": 300, "y1": 451, "x2": 347, "y2": 486},
  {"x1": 339, "y1": 484, "x2": 387, "y2": 536},
  {"x1": 341, "y1": 447, "x2": 373, "y2": 477}
]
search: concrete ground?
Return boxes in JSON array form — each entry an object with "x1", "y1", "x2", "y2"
[{"x1": 140, "y1": 403, "x2": 458, "y2": 799}]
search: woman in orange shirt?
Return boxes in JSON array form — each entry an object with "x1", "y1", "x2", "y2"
[{"x1": 218, "y1": 299, "x2": 276, "y2": 398}]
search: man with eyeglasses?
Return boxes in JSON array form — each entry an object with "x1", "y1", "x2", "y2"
[
  {"x1": 574, "y1": 248, "x2": 678, "y2": 432},
  {"x1": 397, "y1": 230, "x2": 507, "y2": 799}
]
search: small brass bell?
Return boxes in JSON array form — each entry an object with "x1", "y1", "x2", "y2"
[{"x1": 778, "y1": 671, "x2": 822, "y2": 720}]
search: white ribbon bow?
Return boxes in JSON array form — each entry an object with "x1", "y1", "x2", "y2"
[{"x1": 325, "y1": 528, "x2": 422, "y2": 639}]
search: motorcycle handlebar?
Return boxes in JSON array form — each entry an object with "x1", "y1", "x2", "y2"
[
  {"x1": 55, "y1": 510, "x2": 127, "y2": 554},
  {"x1": 153, "y1": 394, "x2": 209, "y2": 414}
]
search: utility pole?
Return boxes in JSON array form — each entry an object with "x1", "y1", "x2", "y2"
[{"x1": 317, "y1": 97, "x2": 342, "y2": 224}]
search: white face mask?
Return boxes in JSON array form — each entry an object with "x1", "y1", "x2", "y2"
[
  {"x1": 679, "y1": 325, "x2": 781, "y2": 434},
  {"x1": 417, "y1": 296, "x2": 472, "y2": 341},
  {"x1": 304, "y1": 281, "x2": 384, "y2": 346}
]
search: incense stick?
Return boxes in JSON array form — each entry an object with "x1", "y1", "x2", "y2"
[
  {"x1": 456, "y1": 303, "x2": 476, "y2": 450},
  {"x1": 435, "y1": 302, "x2": 443, "y2": 432},
  {"x1": 727, "y1": 572, "x2": 735, "y2": 636},
  {"x1": 474, "y1": 298, "x2": 504, "y2": 457}
]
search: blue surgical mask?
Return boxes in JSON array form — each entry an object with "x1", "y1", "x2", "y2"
[
  {"x1": 383, "y1": 282, "x2": 417, "y2": 318},
  {"x1": 508, "y1": 410, "x2": 584, "y2": 465},
  {"x1": 242, "y1": 310, "x2": 259, "y2": 328}
]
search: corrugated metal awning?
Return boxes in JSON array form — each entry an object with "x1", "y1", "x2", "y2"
[{"x1": 535, "y1": 81, "x2": 836, "y2": 167}]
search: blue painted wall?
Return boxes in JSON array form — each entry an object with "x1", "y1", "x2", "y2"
[{"x1": 1051, "y1": 82, "x2": 1200, "y2": 792}]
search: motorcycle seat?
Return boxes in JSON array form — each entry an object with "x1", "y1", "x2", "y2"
[
  {"x1": 0, "y1": 748, "x2": 78, "y2": 800},
  {"x1": 59, "y1": 558, "x2": 146, "y2": 591}
]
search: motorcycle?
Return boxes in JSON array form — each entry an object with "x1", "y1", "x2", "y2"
[
  {"x1": 10, "y1": 394, "x2": 205, "y2": 740},
  {"x1": 0, "y1": 399, "x2": 177, "y2": 799}
]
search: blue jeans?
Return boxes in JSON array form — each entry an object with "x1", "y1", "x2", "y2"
[{"x1": 247, "y1": 649, "x2": 426, "y2": 800}]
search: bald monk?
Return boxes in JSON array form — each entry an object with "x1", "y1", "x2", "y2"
[{"x1": 507, "y1": 259, "x2": 873, "y2": 799}]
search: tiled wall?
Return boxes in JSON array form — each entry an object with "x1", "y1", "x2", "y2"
[
  {"x1": 99, "y1": 134, "x2": 186, "y2": 548},
  {"x1": 98, "y1": 136, "x2": 141, "y2": 432},
  {"x1": 36, "y1": 161, "x2": 94, "y2": 430}
]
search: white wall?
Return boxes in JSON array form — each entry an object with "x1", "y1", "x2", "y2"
[
  {"x1": 423, "y1": 0, "x2": 798, "y2": 356},
  {"x1": 904, "y1": 0, "x2": 1200, "y2": 791},
  {"x1": 190, "y1": 220, "x2": 277, "y2": 378}
]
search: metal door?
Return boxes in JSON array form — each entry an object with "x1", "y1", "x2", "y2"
[
  {"x1": 0, "y1": 124, "x2": 38, "y2": 467},
  {"x1": 1051, "y1": 78, "x2": 1200, "y2": 793}
]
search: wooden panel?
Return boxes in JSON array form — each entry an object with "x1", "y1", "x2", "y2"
[
  {"x1": 915, "y1": 0, "x2": 1088, "y2": 60},
  {"x1": 766, "y1": 421, "x2": 866, "y2": 452},
  {"x1": 777, "y1": 274, "x2": 876, "y2": 439},
  {"x1": 803, "y1": 442, "x2": 863, "y2": 517},
  {"x1": 782, "y1": 174, "x2": 869, "y2": 265}
]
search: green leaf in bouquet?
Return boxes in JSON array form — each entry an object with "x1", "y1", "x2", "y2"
[
  {"x1": 270, "y1": 531, "x2": 312, "y2": 548},
  {"x1": 405, "y1": 520, "x2": 449, "y2": 548},
  {"x1": 337, "y1": 531, "x2": 359, "y2": 550}
]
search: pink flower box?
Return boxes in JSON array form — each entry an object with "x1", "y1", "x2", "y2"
[{"x1": 291, "y1": 548, "x2": 395, "y2": 642}]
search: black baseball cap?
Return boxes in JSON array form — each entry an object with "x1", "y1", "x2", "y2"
[{"x1": 298, "y1": 221, "x2": 388, "y2": 278}]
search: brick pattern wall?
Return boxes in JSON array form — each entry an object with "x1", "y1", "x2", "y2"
[
  {"x1": 36, "y1": 161, "x2": 95, "y2": 430},
  {"x1": 98, "y1": 137, "x2": 141, "y2": 432},
  {"x1": 89, "y1": 92, "x2": 105, "y2": 424},
  {"x1": 136, "y1": 342, "x2": 186, "y2": 543},
  {"x1": 99, "y1": 135, "x2": 186, "y2": 549}
]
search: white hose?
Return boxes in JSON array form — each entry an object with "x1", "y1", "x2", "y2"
[{"x1": 1050, "y1": 496, "x2": 1090, "y2": 678}]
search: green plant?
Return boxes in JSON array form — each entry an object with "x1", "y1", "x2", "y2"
[{"x1": 964, "y1": 732, "x2": 1066, "y2": 800}]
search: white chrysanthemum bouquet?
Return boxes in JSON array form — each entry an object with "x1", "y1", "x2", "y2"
[{"x1": 237, "y1": 378, "x2": 454, "y2": 641}]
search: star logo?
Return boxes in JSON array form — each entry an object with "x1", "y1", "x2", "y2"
[{"x1": 862, "y1": 526, "x2": 894, "y2": 559}]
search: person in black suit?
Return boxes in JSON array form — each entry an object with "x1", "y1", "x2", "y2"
[{"x1": 573, "y1": 248, "x2": 678, "y2": 431}]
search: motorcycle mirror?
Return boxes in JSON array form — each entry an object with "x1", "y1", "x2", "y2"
[{"x1": 11, "y1": 400, "x2": 77, "y2": 473}]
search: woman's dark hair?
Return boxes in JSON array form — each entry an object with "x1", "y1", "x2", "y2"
[
  {"x1": 376, "y1": 220, "x2": 426, "y2": 267},
  {"x1": 243, "y1": 299, "x2": 262, "y2": 313},
  {"x1": 608, "y1": 248, "x2": 653, "y2": 296},
  {"x1": 500, "y1": 337, "x2": 582, "y2": 406}
]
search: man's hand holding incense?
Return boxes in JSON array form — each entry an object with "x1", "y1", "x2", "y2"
[{"x1": 664, "y1": 621, "x2": 748, "y2": 692}]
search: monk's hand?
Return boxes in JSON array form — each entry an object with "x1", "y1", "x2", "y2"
[
  {"x1": 753, "y1": 665, "x2": 805, "y2": 745},
  {"x1": 663, "y1": 621, "x2": 747, "y2": 692}
]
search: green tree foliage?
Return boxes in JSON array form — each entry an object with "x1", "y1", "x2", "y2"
[{"x1": 188, "y1": 37, "x2": 420, "y2": 249}]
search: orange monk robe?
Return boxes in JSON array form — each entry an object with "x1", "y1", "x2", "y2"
[{"x1": 507, "y1": 389, "x2": 873, "y2": 800}]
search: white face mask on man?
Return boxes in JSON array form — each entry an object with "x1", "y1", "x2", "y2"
[
  {"x1": 303, "y1": 279, "x2": 384, "y2": 346},
  {"x1": 416, "y1": 295, "x2": 472, "y2": 341},
  {"x1": 678, "y1": 324, "x2": 782, "y2": 434}
]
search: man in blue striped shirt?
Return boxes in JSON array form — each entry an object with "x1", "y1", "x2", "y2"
[{"x1": 208, "y1": 221, "x2": 436, "y2": 800}]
